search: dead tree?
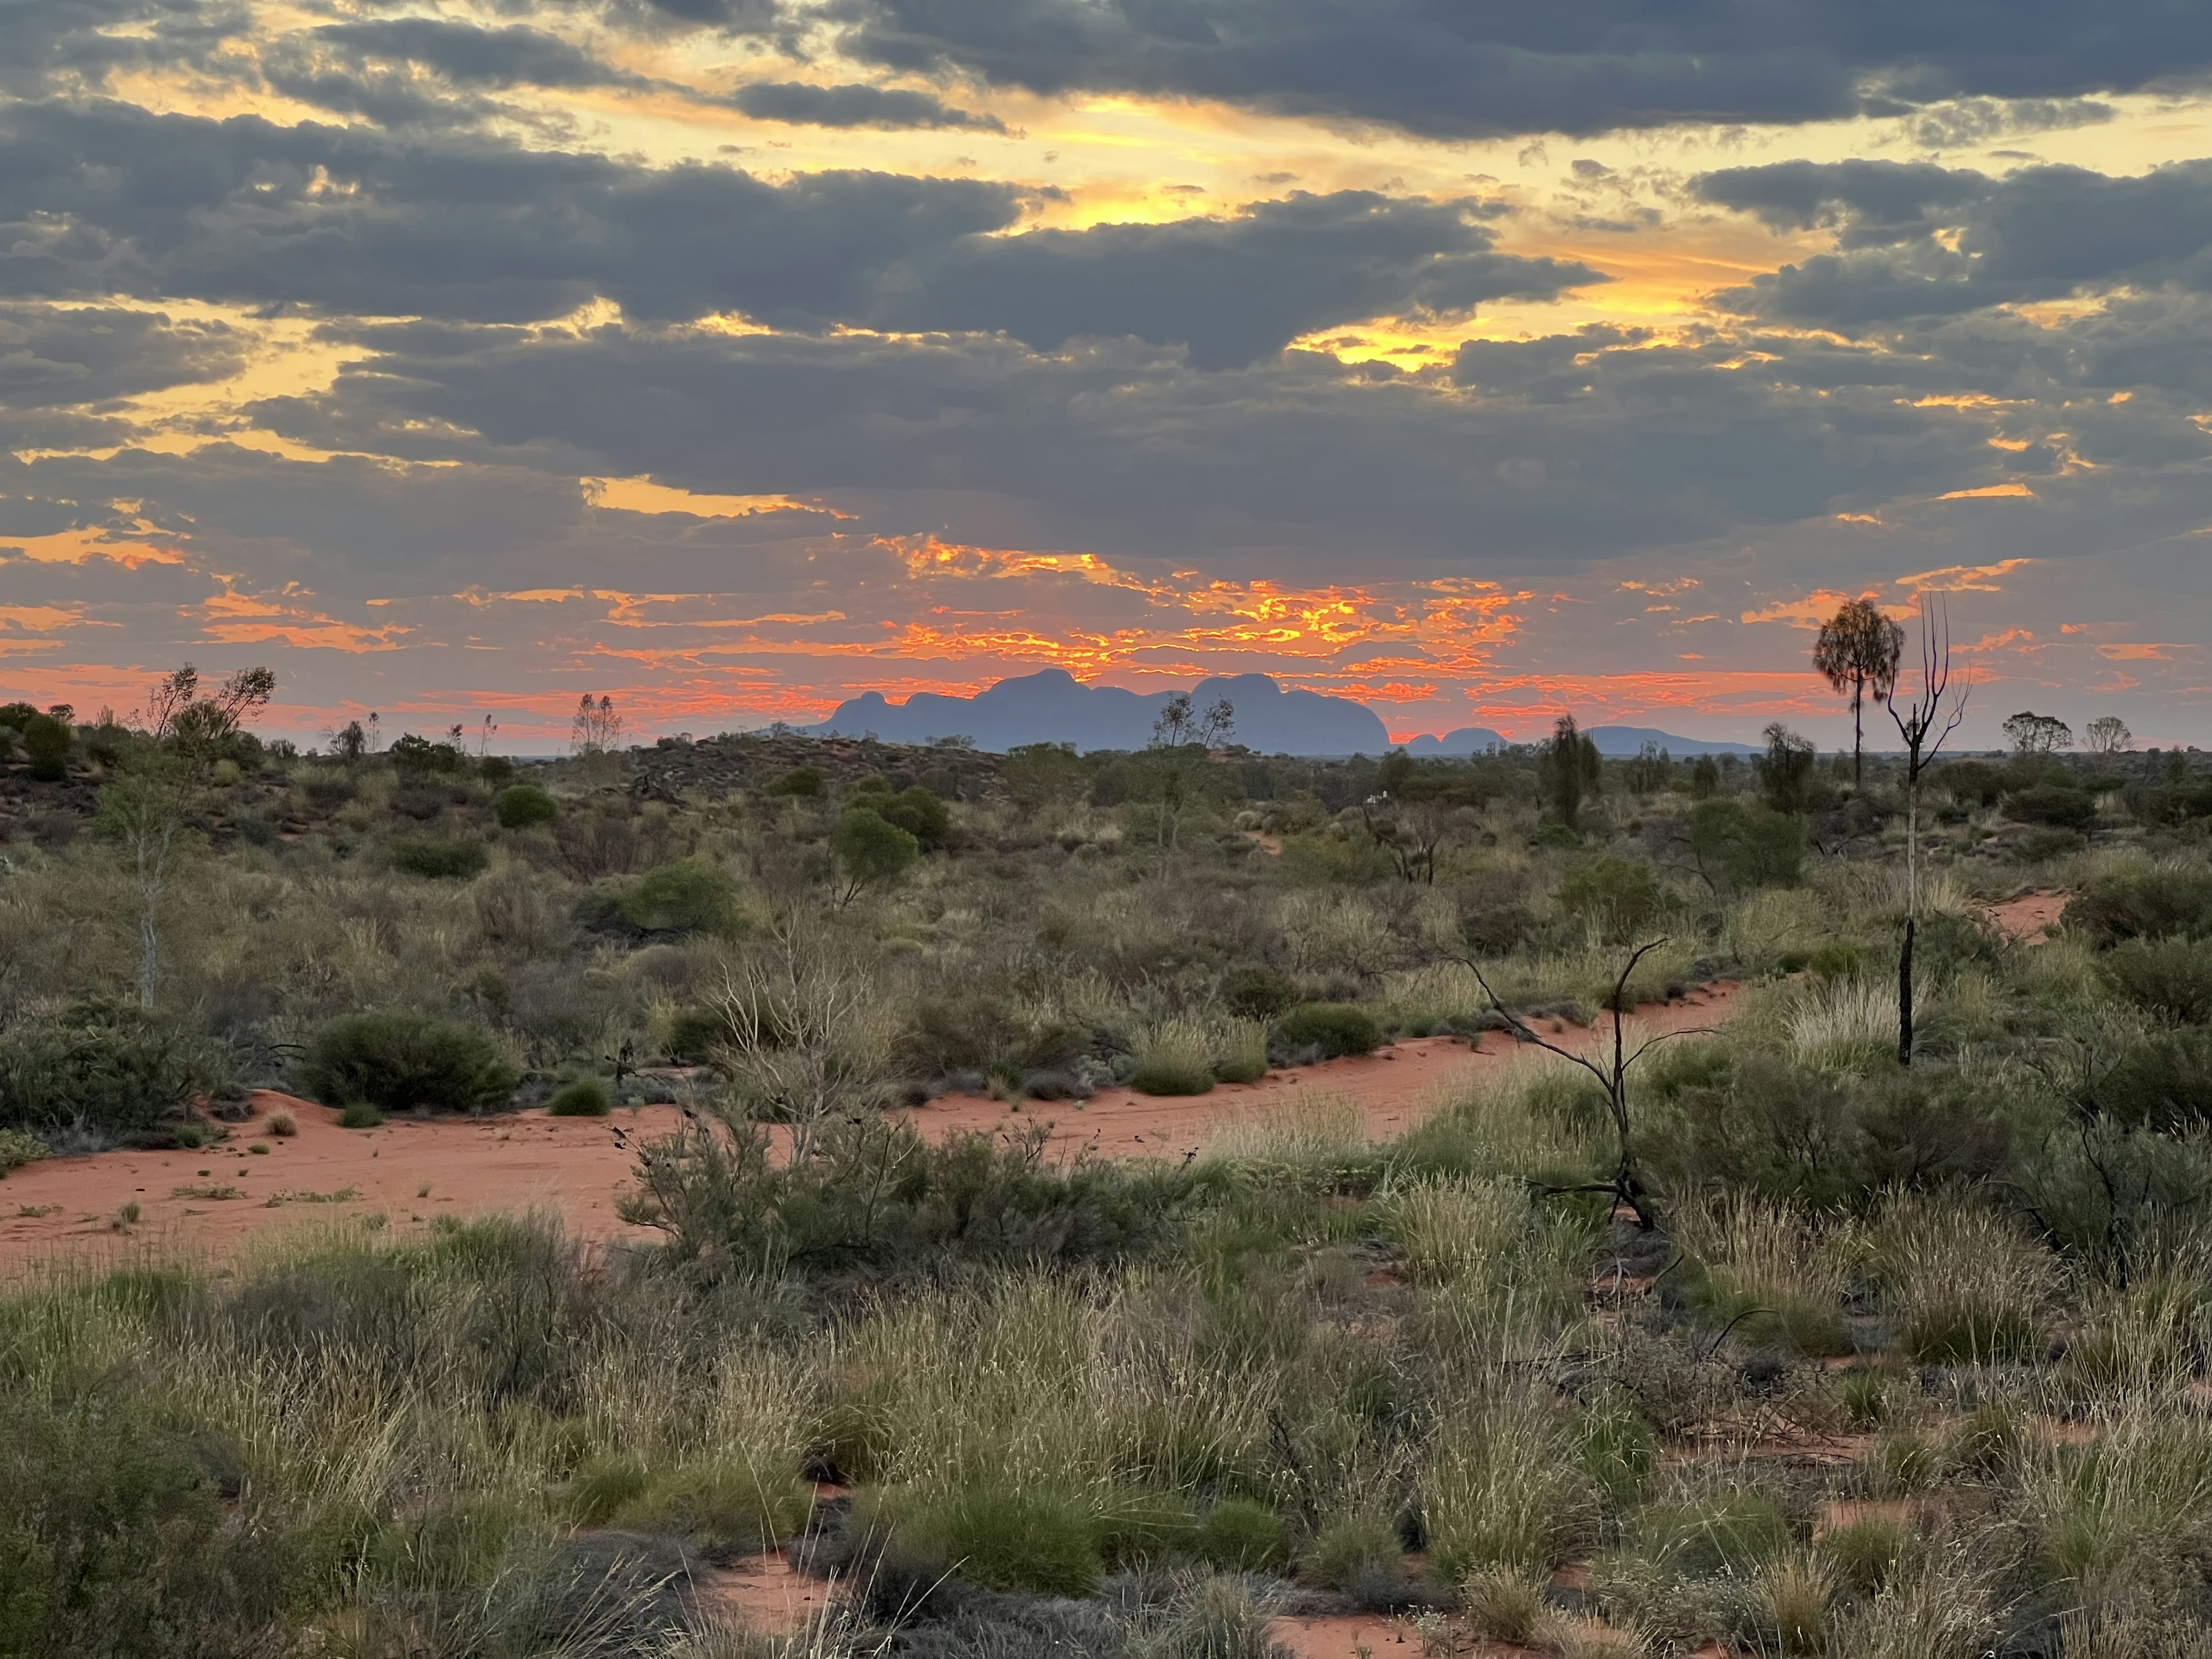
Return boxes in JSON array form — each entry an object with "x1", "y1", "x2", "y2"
[
  {"x1": 1457, "y1": 938, "x2": 1710, "y2": 1230},
  {"x1": 1886, "y1": 594, "x2": 1969, "y2": 1066}
]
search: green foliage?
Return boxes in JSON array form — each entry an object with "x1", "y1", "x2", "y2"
[
  {"x1": 2063, "y1": 868, "x2": 2212, "y2": 946},
  {"x1": 1003, "y1": 743, "x2": 1087, "y2": 812},
  {"x1": 338, "y1": 1101, "x2": 384, "y2": 1129},
  {"x1": 2101, "y1": 937, "x2": 2212, "y2": 1025},
  {"x1": 1277, "y1": 1001, "x2": 1381, "y2": 1058},
  {"x1": 619, "y1": 861, "x2": 737, "y2": 936},
  {"x1": 2005, "y1": 782, "x2": 2097, "y2": 832},
  {"x1": 1756, "y1": 723, "x2": 1817, "y2": 815},
  {"x1": 1130, "y1": 1023, "x2": 1215, "y2": 1096},
  {"x1": 1301, "y1": 1513, "x2": 1403, "y2": 1592},
  {"x1": 0, "y1": 1004, "x2": 218, "y2": 1141},
  {"x1": 877, "y1": 785, "x2": 952, "y2": 851},
  {"x1": 1633, "y1": 1491, "x2": 1791, "y2": 1577},
  {"x1": 765, "y1": 764, "x2": 824, "y2": 798},
  {"x1": 915, "y1": 1487, "x2": 1105, "y2": 1597},
  {"x1": 1221, "y1": 964, "x2": 1298, "y2": 1020},
  {"x1": 492, "y1": 783, "x2": 558, "y2": 829},
  {"x1": 1091, "y1": 1489, "x2": 1201, "y2": 1567},
  {"x1": 21, "y1": 712, "x2": 71, "y2": 782},
  {"x1": 612, "y1": 1461, "x2": 810, "y2": 1556},
  {"x1": 2099, "y1": 1030, "x2": 2212, "y2": 1133},
  {"x1": 1558, "y1": 855, "x2": 1667, "y2": 941},
  {"x1": 388, "y1": 835, "x2": 490, "y2": 880},
  {"x1": 623, "y1": 1113, "x2": 1190, "y2": 1275},
  {"x1": 563, "y1": 1454, "x2": 650, "y2": 1525},
  {"x1": 301, "y1": 1011, "x2": 520, "y2": 1115},
  {"x1": 1689, "y1": 798, "x2": 1806, "y2": 894},
  {"x1": 478, "y1": 755, "x2": 515, "y2": 787},
  {"x1": 0, "y1": 1126, "x2": 48, "y2": 1174},
  {"x1": 0, "y1": 1392, "x2": 294, "y2": 1658},
  {"x1": 1820, "y1": 1518, "x2": 1903, "y2": 1595},
  {"x1": 832, "y1": 806, "x2": 920, "y2": 900},
  {"x1": 388, "y1": 733, "x2": 467, "y2": 775},
  {"x1": 546, "y1": 1078, "x2": 612, "y2": 1117},
  {"x1": 1192, "y1": 1498, "x2": 1287, "y2": 1571}
]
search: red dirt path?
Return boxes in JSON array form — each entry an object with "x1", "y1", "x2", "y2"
[{"x1": 0, "y1": 983, "x2": 1739, "y2": 1274}]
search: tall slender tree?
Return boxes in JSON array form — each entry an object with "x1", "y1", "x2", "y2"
[
  {"x1": 1812, "y1": 598, "x2": 1906, "y2": 785},
  {"x1": 1887, "y1": 596, "x2": 1969, "y2": 1066}
]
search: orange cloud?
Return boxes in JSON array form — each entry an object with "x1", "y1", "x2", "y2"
[
  {"x1": 1936, "y1": 483, "x2": 2037, "y2": 501},
  {"x1": 1895, "y1": 558, "x2": 2035, "y2": 593}
]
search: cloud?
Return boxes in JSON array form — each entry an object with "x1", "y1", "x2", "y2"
[
  {"x1": 1699, "y1": 158, "x2": 2212, "y2": 327},
  {"x1": 0, "y1": 303, "x2": 246, "y2": 410},
  {"x1": 803, "y1": 0, "x2": 2212, "y2": 140},
  {"x1": 732, "y1": 79, "x2": 1006, "y2": 130}
]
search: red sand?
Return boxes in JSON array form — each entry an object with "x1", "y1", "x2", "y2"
[
  {"x1": 1988, "y1": 889, "x2": 2069, "y2": 944},
  {"x1": 0, "y1": 983, "x2": 1739, "y2": 1274}
]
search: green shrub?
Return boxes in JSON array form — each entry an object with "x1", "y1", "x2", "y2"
[
  {"x1": 613, "y1": 1460, "x2": 809, "y2": 1556},
  {"x1": 1688, "y1": 798, "x2": 1806, "y2": 894},
  {"x1": 2101, "y1": 937, "x2": 2212, "y2": 1025},
  {"x1": 1091, "y1": 1488, "x2": 1200, "y2": 1567},
  {"x1": 1277, "y1": 1002, "x2": 1381, "y2": 1059},
  {"x1": 878, "y1": 785, "x2": 952, "y2": 851},
  {"x1": 1212, "y1": 1021, "x2": 1268, "y2": 1085},
  {"x1": 766, "y1": 765, "x2": 823, "y2": 798},
  {"x1": 2005, "y1": 783, "x2": 2097, "y2": 832},
  {"x1": 21, "y1": 712, "x2": 71, "y2": 782},
  {"x1": 338, "y1": 1101, "x2": 384, "y2": 1129},
  {"x1": 1559, "y1": 855, "x2": 1668, "y2": 941},
  {"x1": 833, "y1": 806, "x2": 919, "y2": 899},
  {"x1": 1130, "y1": 1022, "x2": 1215, "y2": 1096},
  {"x1": 479, "y1": 755, "x2": 516, "y2": 786},
  {"x1": 388, "y1": 835, "x2": 489, "y2": 880},
  {"x1": 1221, "y1": 963, "x2": 1298, "y2": 1020},
  {"x1": 2063, "y1": 868, "x2": 2212, "y2": 946},
  {"x1": 618, "y1": 861, "x2": 737, "y2": 936},
  {"x1": 547, "y1": 1078, "x2": 612, "y2": 1117},
  {"x1": 1820, "y1": 1517, "x2": 1903, "y2": 1595},
  {"x1": 1194, "y1": 1498, "x2": 1287, "y2": 1571},
  {"x1": 888, "y1": 1487, "x2": 1104, "y2": 1597},
  {"x1": 301, "y1": 1011, "x2": 519, "y2": 1115},
  {"x1": 0, "y1": 1126, "x2": 47, "y2": 1174},
  {"x1": 563, "y1": 1455, "x2": 650, "y2": 1526},
  {"x1": 2100, "y1": 1029, "x2": 2212, "y2": 1132},
  {"x1": 493, "y1": 782, "x2": 558, "y2": 829},
  {"x1": 1300, "y1": 1513, "x2": 1402, "y2": 1591},
  {"x1": 1633, "y1": 1491, "x2": 1791, "y2": 1577},
  {"x1": 388, "y1": 733, "x2": 467, "y2": 775},
  {"x1": 0, "y1": 1003, "x2": 219, "y2": 1141}
]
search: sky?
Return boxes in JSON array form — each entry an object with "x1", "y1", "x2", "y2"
[{"x1": 3, "y1": 1, "x2": 2211, "y2": 751}]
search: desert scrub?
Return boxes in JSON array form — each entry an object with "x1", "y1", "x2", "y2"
[
  {"x1": 301, "y1": 1010, "x2": 521, "y2": 1116},
  {"x1": 493, "y1": 782, "x2": 558, "y2": 829},
  {"x1": 1668, "y1": 1192, "x2": 1856, "y2": 1358},
  {"x1": 546, "y1": 1078, "x2": 613, "y2": 1117},
  {"x1": 1275, "y1": 1001, "x2": 1382, "y2": 1059},
  {"x1": 1869, "y1": 1192, "x2": 2055, "y2": 1363},
  {"x1": 1131, "y1": 1017, "x2": 1215, "y2": 1096},
  {"x1": 387, "y1": 834, "x2": 490, "y2": 880},
  {"x1": 1212, "y1": 1018, "x2": 1269, "y2": 1085},
  {"x1": 1421, "y1": 1371, "x2": 1599, "y2": 1576},
  {"x1": 0, "y1": 1002, "x2": 222, "y2": 1141},
  {"x1": 0, "y1": 1126, "x2": 46, "y2": 1173}
]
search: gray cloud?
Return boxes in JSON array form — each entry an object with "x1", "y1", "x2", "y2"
[
  {"x1": 1699, "y1": 158, "x2": 2212, "y2": 326},
  {"x1": 0, "y1": 303, "x2": 245, "y2": 408},
  {"x1": 805, "y1": 0, "x2": 2212, "y2": 141},
  {"x1": 0, "y1": 104, "x2": 1592, "y2": 363},
  {"x1": 732, "y1": 79, "x2": 1006, "y2": 129}
]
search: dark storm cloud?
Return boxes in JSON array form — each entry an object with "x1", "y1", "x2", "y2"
[
  {"x1": 876, "y1": 192, "x2": 1601, "y2": 368},
  {"x1": 0, "y1": 304, "x2": 245, "y2": 408},
  {"x1": 1699, "y1": 158, "x2": 2212, "y2": 326},
  {"x1": 0, "y1": 104, "x2": 1593, "y2": 363},
  {"x1": 0, "y1": 0, "x2": 248, "y2": 97},
  {"x1": 304, "y1": 20, "x2": 642, "y2": 90},
  {"x1": 802, "y1": 0, "x2": 2212, "y2": 140},
  {"x1": 234, "y1": 319, "x2": 1998, "y2": 567},
  {"x1": 732, "y1": 79, "x2": 1006, "y2": 130}
]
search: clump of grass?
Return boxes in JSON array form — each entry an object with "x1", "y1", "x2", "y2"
[
  {"x1": 1820, "y1": 1517, "x2": 1904, "y2": 1594},
  {"x1": 1669, "y1": 1192, "x2": 1855, "y2": 1358},
  {"x1": 1460, "y1": 1563, "x2": 1546, "y2": 1645},
  {"x1": 1870, "y1": 1193, "x2": 2055, "y2": 1364},
  {"x1": 1211, "y1": 1018, "x2": 1269, "y2": 1085},
  {"x1": 0, "y1": 1127, "x2": 47, "y2": 1175},
  {"x1": 1276, "y1": 1001, "x2": 1382, "y2": 1059},
  {"x1": 1743, "y1": 1549, "x2": 1838, "y2": 1656},
  {"x1": 1422, "y1": 1373, "x2": 1599, "y2": 1577},
  {"x1": 1130, "y1": 1018, "x2": 1216, "y2": 1097},
  {"x1": 338, "y1": 1102, "x2": 384, "y2": 1129},
  {"x1": 1301, "y1": 1513, "x2": 1402, "y2": 1594},
  {"x1": 870, "y1": 1484, "x2": 1105, "y2": 1597},
  {"x1": 172, "y1": 1183, "x2": 245, "y2": 1200},
  {"x1": 547, "y1": 1078, "x2": 614, "y2": 1117},
  {"x1": 566, "y1": 1453, "x2": 652, "y2": 1525},
  {"x1": 1192, "y1": 1498, "x2": 1286, "y2": 1571},
  {"x1": 613, "y1": 1458, "x2": 812, "y2": 1558},
  {"x1": 264, "y1": 1111, "x2": 297, "y2": 1137}
]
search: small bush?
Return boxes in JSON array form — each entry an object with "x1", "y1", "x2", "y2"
[
  {"x1": 388, "y1": 835, "x2": 489, "y2": 880},
  {"x1": 1194, "y1": 1499, "x2": 1288, "y2": 1572},
  {"x1": 1221, "y1": 964, "x2": 1298, "y2": 1020},
  {"x1": 765, "y1": 766, "x2": 823, "y2": 798},
  {"x1": 1091, "y1": 1488, "x2": 1200, "y2": 1567},
  {"x1": 1559, "y1": 856, "x2": 1667, "y2": 941},
  {"x1": 0, "y1": 1126, "x2": 47, "y2": 1174},
  {"x1": 22, "y1": 712, "x2": 71, "y2": 781},
  {"x1": 615, "y1": 1460, "x2": 810, "y2": 1557},
  {"x1": 1634, "y1": 1491, "x2": 1792, "y2": 1577},
  {"x1": 493, "y1": 782, "x2": 558, "y2": 829},
  {"x1": 1820, "y1": 1518, "x2": 1903, "y2": 1595},
  {"x1": 619, "y1": 861, "x2": 738, "y2": 936},
  {"x1": 338, "y1": 1102, "x2": 384, "y2": 1129},
  {"x1": 1130, "y1": 1021, "x2": 1215, "y2": 1096},
  {"x1": 2100, "y1": 1029, "x2": 2212, "y2": 1132},
  {"x1": 265, "y1": 1111, "x2": 297, "y2": 1137},
  {"x1": 301, "y1": 1011, "x2": 520, "y2": 1115},
  {"x1": 877, "y1": 784, "x2": 952, "y2": 851},
  {"x1": 890, "y1": 1487, "x2": 1104, "y2": 1597},
  {"x1": 1302, "y1": 1513, "x2": 1403, "y2": 1592},
  {"x1": 2063, "y1": 868, "x2": 2212, "y2": 946},
  {"x1": 1277, "y1": 1002, "x2": 1381, "y2": 1059},
  {"x1": 1460, "y1": 1565, "x2": 1546, "y2": 1645},
  {"x1": 2005, "y1": 783, "x2": 2097, "y2": 832},
  {"x1": 547, "y1": 1078, "x2": 613, "y2": 1117},
  {"x1": 0, "y1": 1003, "x2": 219, "y2": 1141},
  {"x1": 567, "y1": 1454, "x2": 652, "y2": 1525},
  {"x1": 2101, "y1": 937, "x2": 2212, "y2": 1025}
]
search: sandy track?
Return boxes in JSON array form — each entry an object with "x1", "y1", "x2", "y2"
[
  {"x1": 0, "y1": 984, "x2": 1740, "y2": 1273},
  {"x1": 1988, "y1": 888, "x2": 2069, "y2": 944}
]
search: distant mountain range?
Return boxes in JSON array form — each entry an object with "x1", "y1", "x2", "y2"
[{"x1": 804, "y1": 671, "x2": 1763, "y2": 757}]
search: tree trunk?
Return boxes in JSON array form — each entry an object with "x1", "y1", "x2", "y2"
[
  {"x1": 1851, "y1": 686, "x2": 1863, "y2": 786},
  {"x1": 1897, "y1": 916, "x2": 1915, "y2": 1067}
]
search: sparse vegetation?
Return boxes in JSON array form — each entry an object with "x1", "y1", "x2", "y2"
[{"x1": 2, "y1": 685, "x2": 2211, "y2": 1653}]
